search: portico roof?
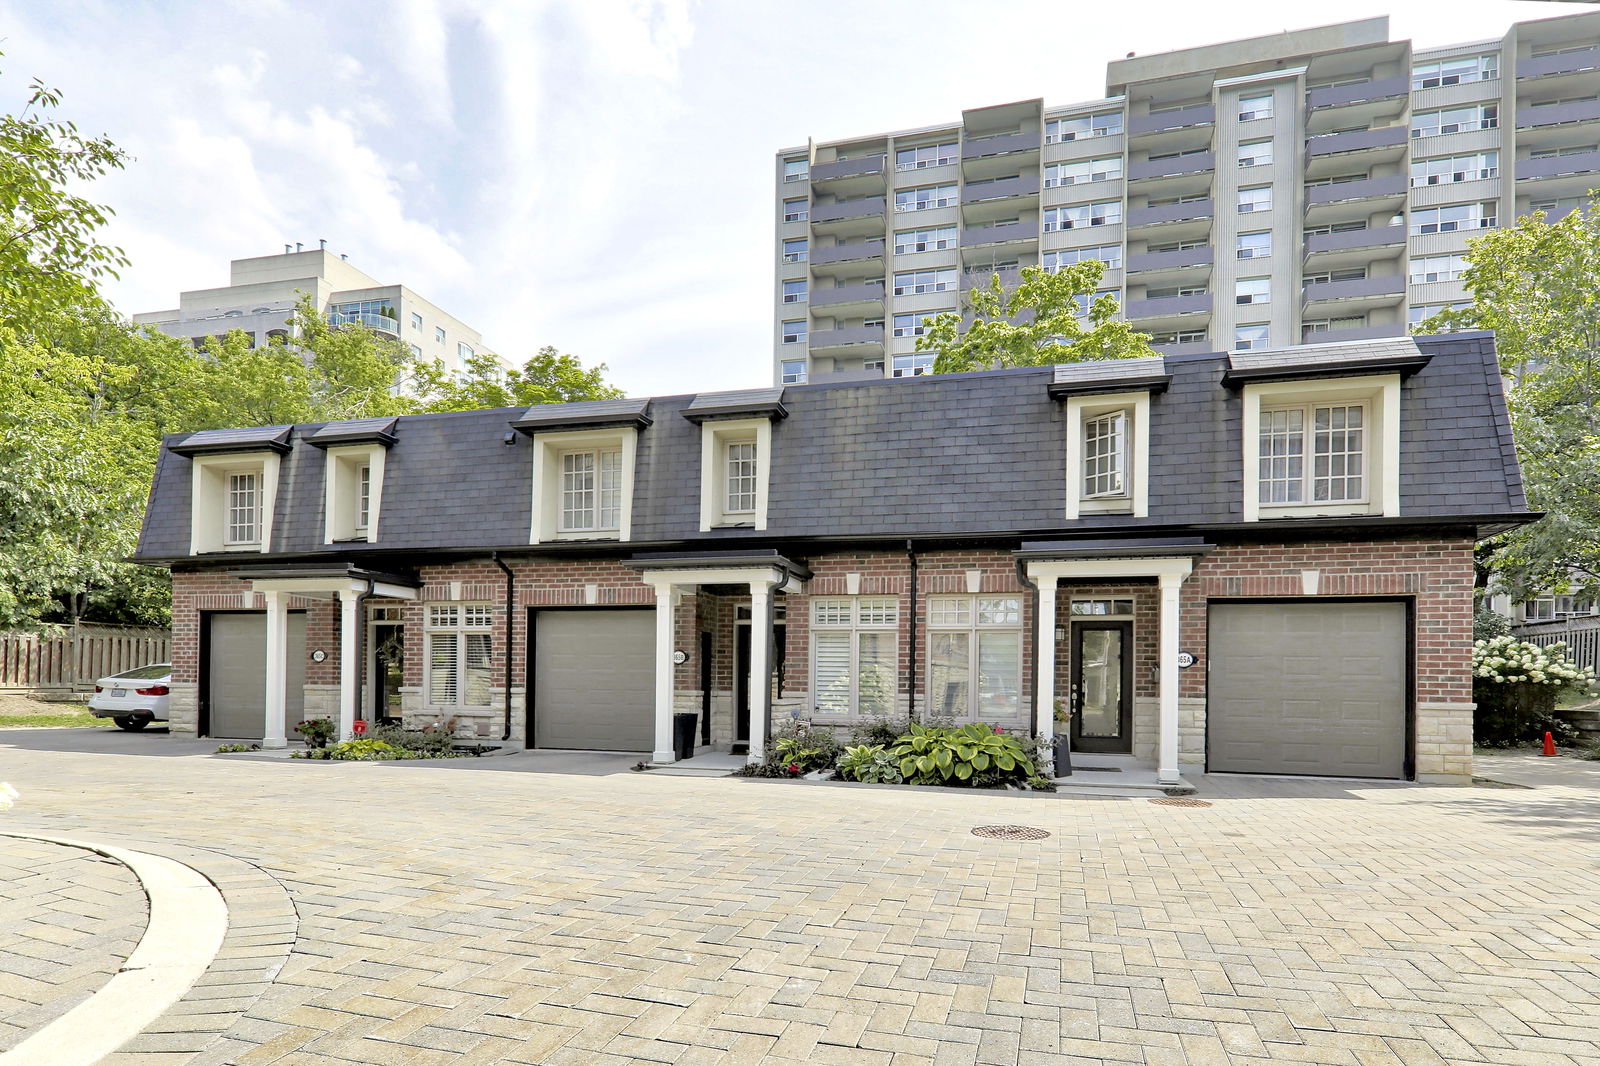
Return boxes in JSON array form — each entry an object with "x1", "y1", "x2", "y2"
[{"x1": 1014, "y1": 536, "x2": 1214, "y2": 561}]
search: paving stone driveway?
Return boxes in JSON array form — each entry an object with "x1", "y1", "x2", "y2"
[{"x1": 2, "y1": 737, "x2": 1599, "y2": 1066}]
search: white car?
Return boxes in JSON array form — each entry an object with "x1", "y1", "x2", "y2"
[{"x1": 88, "y1": 664, "x2": 172, "y2": 731}]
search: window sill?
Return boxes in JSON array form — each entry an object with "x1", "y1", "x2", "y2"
[
  {"x1": 1257, "y1": 503, "x2": 1376, "y2": 520},
  {"x1": 551, "y1": 531, "x2": 621, "y2": 542},
  {"x1": 711, "y1": 521, "x2": 757, "y2": 530},
  {"x1": 206, "y1": 545, "x2": 261, "y2": 554},
  {"x1": 1078, "y1": 498, "x2": 1133, "y2": 515},
  {"x1": 331, "y1": 536, "x2": 370, "y2": 544}
]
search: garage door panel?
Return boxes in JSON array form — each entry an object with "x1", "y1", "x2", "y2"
[
  {"x1": 534, "y1": 609, "x2": 654, "y2": 751},
  {"x1": 206, "y1": 612, "x2": 305, "y2": 740},
  {"x1": 1209, "y1": 602, "x2": 1406, "y2": 779}
]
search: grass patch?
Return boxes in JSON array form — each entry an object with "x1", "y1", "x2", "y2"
[{"x1": 0, "y1": 700, "x2": 104, "y2": 729}]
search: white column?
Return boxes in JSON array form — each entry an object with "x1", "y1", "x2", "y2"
[
  {"x1": 747, "y1": 583, "x2": 773, "y2": 764},
  {"x1": 1157, "y1": 573, "x2": 1183, "y2": 785},
  {"x1": 652, "y1": 583, "x2": 677, "y2": 764},
  {"x1": 262, "y1": 590, "x2": 288, "y2": 749},
  {"x1": 338, "y1": 588, "x2": 360, "y2": 742},
  {"x1": 1034, "y1": 575, "x2": 1058, "y2": 775}
]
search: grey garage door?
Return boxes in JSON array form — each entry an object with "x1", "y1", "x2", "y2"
[
  {"x1": 533, "y1": 609, "x2": 655, "y2": 751},
  {"x1": 206, "y1": 612, "x2": 306, "y2": 740},
  {"x1": 1208, "y1": 602, "x2": 1406, "y2": 778}
]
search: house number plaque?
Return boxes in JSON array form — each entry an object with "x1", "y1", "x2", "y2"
[
  {"x1": 1176, "y1": 652, "x2": 1196, "y2": 668},
  {"x1": 673, "y1": 650, "x2": 688, "y2": 665}
]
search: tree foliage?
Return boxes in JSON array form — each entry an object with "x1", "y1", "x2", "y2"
[
  {"x1": 415, "y1": 345, "x2": 624, "y2": 412},
  {"x1": 915, "y1": 262, "x2": 1156, "y2": 374}
]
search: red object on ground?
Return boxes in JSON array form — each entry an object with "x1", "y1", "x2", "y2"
[
  {"x1": 1542, "y1": 731, "x2": 1558, "y2": 757},
  {"x1": 352, "y1": 719, "x2": 368, "y2": 736}
]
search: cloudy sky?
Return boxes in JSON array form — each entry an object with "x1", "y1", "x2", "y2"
[{"x1": 0, "y1": 0, "x2": 1564, "y2": 396}]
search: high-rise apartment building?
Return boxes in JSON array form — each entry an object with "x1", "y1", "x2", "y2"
[
  {"x1": 773, "y1": 11, "x2": 1600, "y2": 384},
  {"x1": 135, "y1": 245, "x2": 507, "y2": 377}
]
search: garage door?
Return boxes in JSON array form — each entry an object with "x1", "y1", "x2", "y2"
[
  {"x1": 205, "y1": 612, "x2": 306, "y2": 740},
  {"x1": 1208, "y1": 602, "x2": 1406, "y2": 778},
  {"x1": 533, "y1": 609, "x2": 655, "y2": 751}
]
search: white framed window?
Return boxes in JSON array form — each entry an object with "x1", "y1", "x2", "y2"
[
  {"x1": 1234, "y1": 324, "x2": 1270, "y2": 351},
  {"x1": 782, "y1": 237, "x2": 808, "y2": 263},
  {"x1": 699, "y1": 418, "x2": 771, "y2": 529},
  {"x1": 1238, "y1": 92, "x2": 1274, "y2": 121},
  {"x1": 1258, "y1": 403, "x2": 1365, "y2": 505},
  {"x1": 1408, "y1": 300, "x2": 1472, "y2": 327},
  {"x1": 895, "y1": 141, "x2": 958, "y2": 171},
  {"x1": 1412, "y1": 105, "x2": 1498, "y2": 138},
  {"x1": 321, "y1": 442, "x2": 384, "y2": 543},
  {"x1": 892, "y1": 353, "x2": 933, "y2": 377},
  {"x1": 1044, "y1": 157, "x2": 1122, "y2": 188},
  {"x1": 559, "y1": 449, "x2": 621, "y2": 533},
  {"x1": 434, "y1": 326, "x2": 446, "y2": 344},
  {"x1": 1409, "y1": 253, "x2": 1469, "y2": 285},
  {"x1": 1302, "y1": 315, "x2": 1367, "y2": 339},
  {"x1": 1045, "y1": 112, "x2": 1122, "y2": 143},
  {"x1": 226, "y1": 472, "x2": 259, "y2": 545},
  {"x1": 1237, "y1": 185, "x2": 1272, "y2": 213},
  {"x1": 782, "y1": 319, "x2": 807, "y2": 344},
  {"x1": 892, "y1": 268, "x2": 956, "y2": 296},
  {"x1": 1238, "y1": 139, "x2": 1274, "y2": 168},
  {"x1": 528, "y1": 426, "x2": 638, "y2": 544},
  {"x1": 1410, "y1": 151, "x2": 1498, "y2": 187},
  {"x1": 893, "y1": 184, "x2": 957, "y2": 212},
  {"x1": 356, "y1": 465, "x2": 371, "y2": 532},
  {"x1": 783, "y1": 198, "x2": 808, "y2": 223},
  {"x1": 1147, "y1": 283, "x2": 1204, "y2": 300},
  {"x1": 1410, "y1": 201, "x2": 1496, "y2": 235},
  {"x1": 1411, "y1": 54, "x2": 1498, "y2": 91},
  {"x1": 1148, "y1": 328, "x2": 1206, "y2": 345},
  {"x1": 893, "y1": 225, "x2": 957, "y2": 254},
  {"x1": 190, "y1": 452, "x2": 281, "y2": 555},
  {"x1": 780, "y1": 359, "x2": 807, "y2": 385},
  {"x1": 892, "y1": 310, "x2": 947, "y2": 338},
  {"x1": 1236, "y1": 231, "x2": 1271, "y2": 259},
  {"x1": 782, "y1": 279, "x2": 807, "y2": 304},
  {"x1": 1043, "y1": 245, "x2": 1122, "y2": 272},
  {"x1": 1242, "y1": 374, "x2": 1400, "y2": 520},
  {"x1": 724, "y1": 441, "x2": 757, "y2": 514},
  {"x1": 1064, "y1": 391, "x2": 1150, "y2": 518},
  {"x1": 783, "y1": 157, "x2": 809, "y2": 182},
  {"x1": 426, "y1": 605, "x2": 494, "y2": 708},
  {"x1": 1081, "y1": 411, "x2": 1126, "y2": 498},
  {"x1": 1071, "y1": 598, "x2": 1134, "y2": 617},
  {"x1": 1235, "y1": 277, "x2": 1270, "y2": 306},
  {"x1": 812, "y1": 597, "x2": 898, "y2": 717},
  {"x1": 1044, "y1": 201, "x2": 1122, "y2": 231},
  {"x1": 926, "y1": 596, "x2": 1023, "y2": 720},
  {"x1": 458, "y1": 342, "x2": 474, "y2": 361},
  {"x1": 410, "y1": 311, "x2": 423, "y2": 331}
]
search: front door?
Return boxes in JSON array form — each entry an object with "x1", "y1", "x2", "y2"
[
  {"x1": 373, "y1": 623, "x2": 405, "y2": 724},
  {"x1": 1070, "y1": 621, "x2": 1133, "y2": 754},
  {"x1": 734, "y1": 623, "x2": 751, "y2": 749}
]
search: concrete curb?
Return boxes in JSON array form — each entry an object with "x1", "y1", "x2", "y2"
[{"x1": 0, "y1": 832, "x2": 228, "y2": 1066}]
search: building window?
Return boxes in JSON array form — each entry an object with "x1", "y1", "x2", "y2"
[
  {"x1": 1043, "y1": 246, "x2": 1121, "y2": 272},
  {"x1": 783, "y1": 198, "x2": 808, "y2": 223},
  {"x1": 1410, "y1": 151, "x2": 1498, "y2": 187},
  {"x1": 1237, "y1": 231, "x2": 1271, "y2": 259},
  {"x1": 892, "y1": 268, "x2": 956, "y2": 296},
  {"x1": 1044, "y1": 200, "x2": 1122, "y2": 231},
  {"x1": 782, "y1": 279, "x2": 808, "y2": 304},
  {"x1": 895, "y1": 141, "x2": 959, "y2": 170},
  {"x1": 1412, "y1": 105, "x2": 1498, "y2": 138},
  {"x1": 1302, "y1": 315, "x2": 1367, "y2": 340},
  {"x1": 410, "y1": 311, "x2": 422, "y2": 331},
  {"x1": 1064, "y1": 391, "x2": 1149, "y2": 518},
  {"x1": 892, "y1": 353, "x2": 933, "y2": 377},
  {"x1": 892, "y1": 310, "x2": 946, "y2": 339},
  {"x1": 893, "y1": 225, "x2": 957, "y2": 254},
  {"x1": 559, "y1": 449, "x2": 621, "y2": 533},
  {"x1": 1411, "y1": 54, "x2": 1498, "y2": 91},
  {"x1": 926, "y1": 596, "x2": 1023, "y2": 720},
  {"x1": 812, "y1": 597, "x2": 898, "y2": 717},
  {"x1": 780, "y1": 359, "x2": 807, "y2": 385},
  {"x1": 1237, "y1": 185, "x2": 1272, "y2": 213},
  {"x1": 1082, "y1": 411, "x2": 1126, "y2": 498},
  {"x1": 781, "y1": 319, "x2": 807, "y2": 344},
  {"x1": 426, "y1": 605, "x2": 493, "y2": 708},
  {"x1": 720, "y1": 440, "x2": 758, "y2": 515},
  {"x1": 1235, "y1": 277, "x2": 1270, "y2": 305},
  {"x1": 1044, "y1": 158, "x2": 1123, "y2": 188},
  {"x1": 408, "y1": 343, "x2": 422, "y2": 358},
  {"x1": 1235, "y1": 324, "x2": 1270, "y2": 351},
  {"x1": 355, "y1": 465, "x2": 372, "y2": 533},
  {"x1": 1238, "y1": 139, "x2": 1274, "y2": 168},
  {"x1": 1258, "y1": 404, "x2": 1365, "y2": 505},
  {"x1": 458, "y1": 342, "x2": 474, "y2": 361},
  {"x1": 1148, "y1": 328, "x2": 1206, "y2": 346},
  {"x1": 1409, "y1": 253, "x2": 1469, "y2": 284},
  {"x1": 782, "y1": 237, "x2": 808, "y2": 263},
  {"x1": 1045, "y1": 112, "x2": 1122, "y2": 143},
  {"x1": 894, "y1": 184, "x2": 958, "y2": 212},
  {"x1": 783, "y1": 157, "x2": 809, "y2": 182},
  {"x1": 225, "y1": 472, "x2": 259, "y2": 545},
  {"x1": 434, "y1": 326, "x2": 446, "y2": 344},
  {"x1": 1411, "y1": 201, "x2": 1496, "y2": 235},
  {"x1": 1304, "y1": 268, "x2": 1367, "y2": 286},
  {"x1": 1408, "y1": 300, "x2": 1472, "y2": 328},
  {"x1": 1238, "y1": 92, "x2": 1274, "y2": 121}
]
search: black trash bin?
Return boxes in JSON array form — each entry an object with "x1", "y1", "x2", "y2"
[{"x1": 673, "y1": 713, "x2": 697, "y2": 761}]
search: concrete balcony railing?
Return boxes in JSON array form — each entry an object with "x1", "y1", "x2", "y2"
[
  {"x1": 1306, "y1": 125, "x2": 1408, "y2": 157},
  {"x1": 1303, "y1": 275, "x2": 1406, "y2": 302},
  {"x1": 960, "y1": 173, "x2": 1040, "y2": 204},
  {"x1": 808, "y1": 325, "x2": 885, "y2": 351},
  {"x1": 1124, "y1": 292, "x2": 1211, "y2": 319},
  {"x1": 960, "y1": 267, "x2": 1022, "y2": 291},
  {"x1": 1301, "y1": 323, "x2": 1408, "y2": 344},
  {"x1": 1127, "y1": 104, "x2": 1215, "y2": 136},
  {"x1": 1150, "y1": 340, "x2": 1213, "y2": 356},
  {"x1": 1304, "y1": 175, "x2": 1408, "y2": 206},
  {"x1": 1517, "y1": 46, "x2": 1600, "y2": 79},
  {"x1": 810, "y1": 240, "x2": 885, "y2": 266},
  {"x1": 1307, "y1": 75, "x2": 1409, "y2": 110},
  {"x1": 1127, "y1": 245, "x2": 1213, "y2": 273},
  {"x1": 1518, "y1": 150, "x2": 1600, "y2": 180},
  {"x1": 960, "y1": 219, "x2": 1039, "y2": 247},
  {"x1": 962, "y1": 130, "x2": 1042, "y2": 159},
  {"x1": 1126, "y1": 198, "x2": 1212, "y2": 227},
  {"x1": 1517, "y1": 98, "x2": 1600, "y2": 129},
  {"x1": 811, "y1": 282, "x2": 886, "y2": 309},
  {"x1": 329, "y1": 310, "x2": 401, "y2": 334},
  {"x1": 1128, "y1": 151, "x2": 1215, "y2": 181},
  {"x1": 811, "y1": 196, "x2": 885, "y2": 223},
  {"x1": 810, "y1": 155, "x2": 886, "y2": 183},
  {"x1": 1303, "y1": 225, "x2": 1406, "y2": 254}
]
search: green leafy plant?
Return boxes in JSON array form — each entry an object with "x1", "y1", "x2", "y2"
[
  {"x1": 889, "y1": 722, "x2": 1037, "y2": 787},
  {"x1": 769, "y1": 719, "x2": 842, "y2": 774},
  {"x1": 214, "y1": 743, "x2": 256, "y2": 753},
  {"x1": 836, "y1": 744, "x2": 903, "y2": 784},
  {"x1": 848, "y1": 716, "x2": 907, "y2": 747},
  {"x1": 368, "y1": 723, "x2": 455, "y2": 756},
  {"x1": 294, "y1": 718, "x2": 336, "y2": 748}
]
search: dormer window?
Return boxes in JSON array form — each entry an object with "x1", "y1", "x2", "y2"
[
  {"x1": 697, "y1": 418, "x2": 772, "y2": 529},
  {"x1": 511, "y1": 398, "x2": 650, "y2": 545},
  {"x1": 172, "y1": 426, "x2": 292, "y2": 556},
  {"x1": 1082, "y1": 411, "x2": 1127, "y2": 499},
  {"x1": 1259, "y1": 403, "x2": 1365, "y2": 505},
  {"x1": 322, "y1": 446, "x2": 386, "y2": 543},
  {"x1": 725, "y1": 440, "x2": 758, "y2": 515},
  {"x1": 1239, "y1": 375, "x2": 1400, "y2": 520},
  {"x1": 1063, "y1": 392, "x2": 1150, "y2": 518},
  {"x1": 559, "y1": 448, "x2": 621, "y2": 533},
  {"x1": 356, "y1": 465, "x2": 372, "y2": 534},
  {"x1": 226, "y1": 472, "x2": 261, "y2": 545}
]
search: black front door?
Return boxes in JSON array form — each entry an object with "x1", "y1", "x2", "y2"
[
  {"x1": 373, "y1": 623, "x2": 405, "y2": 724},
  {"x1": 699, "y1": 630, "x2": 713, "y2": 744},
  {"x1": 734, "y1": 623, "x2": 751, "y2": 747},
  {"x1": 1070, "y1": 621, "x2": 1133, "y2": 754}
]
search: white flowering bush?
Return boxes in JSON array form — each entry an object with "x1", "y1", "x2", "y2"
[
  {"x1": 1473, "y1": 636, "x2": 1594, "y2": 687},
  {"x1": 1473, "y1": 637, "x2": 1593, "y2": 746}
]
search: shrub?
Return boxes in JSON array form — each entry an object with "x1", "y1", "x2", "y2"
[
  {"x1": 848, "y1": 716, "x2": 908, "y2": 748},
  {"x1": 1473, "y1": 636, "x2": 1593, "y2": 746},
  {"x1": 368, "y1": 724, "x2": 456, "y2": 756},
  {"x1": 769, "y1": 719, "x2": 842, "y2": 774},
  {"x1": 1473, "y1": 602, "x2": 1512, "y2": 641},
  {"x1": 294, "y1": 718, "x2": 336, "y2": 748},
  {"x1": 836, "y1": 744, "x2": 903, "y2": 784},
  {"x1": 889, "y1": 722, "x2": 1036, "y2": 788}
]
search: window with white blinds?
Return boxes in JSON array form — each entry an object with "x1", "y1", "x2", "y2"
[
  {"x1": 812, "y1": 597, "x2": 898, "y2": 716},
  {"x1": 426, "y1": 605, "x2": 494, "y2": 707},
  {"x1": 926, "y1": 597, "x2": 1023, "y2": 720}
]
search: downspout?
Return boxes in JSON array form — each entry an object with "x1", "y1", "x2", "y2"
[
  {"x1": 906, "y1": 540, "x2": 918, "y2": 722},
  {"x1": 1014, "y1": 557, "x2": 1039, "y2": 739},
  {"x1": 354, "y1": 578, "x2": 375, "y2": 722},
  {"x1": 492, "y1": 552, "x2": 515, "y2": 741}
]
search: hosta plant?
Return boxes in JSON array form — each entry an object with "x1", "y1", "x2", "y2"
[
  {"x1": 836, "y1": 744, "x2": 903, "y2": 784},
  {"x1": 889, "y1": 722, "x2": 1036, "y2": 787}
]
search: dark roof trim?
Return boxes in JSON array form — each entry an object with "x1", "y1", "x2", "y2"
[
  {"x1": 1015, "y1": 536, "x2": 1214, "y2": 560},
  {"x1": 510, "y1": 397, "x2": 653, "y2": 434},
  {"x1": 1047, "y1": 357, "x2": 1171, "y2": 399},
  {"x1": 681, "y1": 388, "x2": 789, "y2": 424},
  {"x1": 223, "y1": 564, "x2": 421, "y2": 587},
  {"x1": 626, "y1": 550, "x2": 812, "y2": 581},
  {"x1": 1221, "y1": 354, "x2": 1432, "y2": 386},
  {"x1": 1047, "y1": 375, "x2": 1171, "y2": 399},
  {"x1": 169, "y1": 425, "x2": 293, "y2": 457},
  {"x1": 305, "y1": 418, "x2": 399, "y2": 449},
  {"x1": 1221, "y1": 338, "x2": 1433, "y2": 387}
]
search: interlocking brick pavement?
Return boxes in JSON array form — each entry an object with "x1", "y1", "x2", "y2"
[{"x1": 2, "y1": 742, "x2": 1599, "y2": 1065}]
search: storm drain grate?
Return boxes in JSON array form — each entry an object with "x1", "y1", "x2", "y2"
[
  {"x1": 1148, "y1": 797, "x2": 1212, "y2": 808},
  {"x1": 971, "y1": 825, "x2": 1051, "y2": 840}
]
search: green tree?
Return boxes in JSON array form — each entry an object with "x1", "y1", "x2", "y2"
[
  {"x1": 916, "y1": 262, "x2": 1156, "y2": 374},
  {"x1": 1417, "y1": 199, "x2": 1600, "y2": 602},
  {"x1": 415, "y1": 345, "x2": 624, "y2": 412}
]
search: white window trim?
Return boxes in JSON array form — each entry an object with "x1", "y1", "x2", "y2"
[
  {"x1": 1241, "y1": 374, "x2": 1401, "y2": 522},
  {"x1": 189, "y1": 451, "x2": 281, "y2": 555},
  {"x1": 529, "y1": 427, "x2": 637, "y2": 543},
  {"x1": 322, "y1": 444, "x2": 386, "y2": 544},
  {"x1": 699, "y1": 417, "x2": 772, "y2": 531},
  {"x1": 810, "y1": 596, "x2": 900, "y2": 719},
  {"x1": 424, "y1": 603, "x2": 495, "y2": 709},
  {"x1": 1063, "y1": 390, "x2": 1151, "y2": 519}
]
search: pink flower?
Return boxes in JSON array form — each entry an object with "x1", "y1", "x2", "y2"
[
  {"x1": 993, "y1": 726, "x2": 1005, "y2": 734},
  {"x1": 787, "y1": 763, "x2": 801, "y2": 775}
]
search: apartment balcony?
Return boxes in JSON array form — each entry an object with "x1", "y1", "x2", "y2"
[
  {"x1": 1126, "y1": 198, "x2": 1212, "y2": 228},
  {"x1": 1517, "y1": 150, "x2": 1600, "y2": 201},
  {"x1": 1517, "y1": 45, "x2": 1600, "y2": 79},
  {"x1": 960, "y1": 219, "x2": 1039, "y2": 248},
  {"x1": 962, "y1": 130, "x2": 1042, "y2": 160},
  {"x1": 1150, "y1": 340, "x2": 1213, "y2": 357},
  {"x1": 1124, "y1": 292, "x2": 1211, "y2": 321},
  {"x1": 1305, "y1": 125, "x2": 1408, "y2": 160},
  {"x1": 1128, "y1": 104, "x2": 1215, "y2": 136},
  {"x1": 810, "y1": 196, "x2": 885, "y2": 238},
  {"x1": 960, "y1": 267, "x2": 1022, "y2": 292},
  {"x1": 1303, "y1": 275, "x2": 1406, "y2": 316},
  {"x1": 1305, "y1": 175, "x2": 1408, "y2": 207},
  {"x1": 1128, "y1": 151, "x2": 1215, "y2": 182},
  {"x1": 328, "y1": 310, "x2": 401, "y2": 336},
  {"x1": 1126, "y1": 245, "x2": 1213, "y2": 274},
  {"x1": 808, "y1": 325, "x2": 885, "y2": 357},
  {"x1": 809, "y1": 155, "x2": 887, "y2": 197},
  {"x1": 960, "y1": 173, "x2": 1040, "y2": 205},
  {"x1": 809, "y1": 239, "x2": 886, "y2": 274},
  {"x1": 1307, "y1": 76, "x2": 1409, "y2": 111},
  {"x1": 1300, "y1": 323, "x2": 1408, "y2": 344},
  {"x1": 1303, "y1": 225, "x2": 1407, "y2": 258},
  {"x1": 1516, "y1": 98, "x2": 1600, "y2": 130},
  {"x1": 811, "y1": 281, "x2": 885, "y2": 312}
]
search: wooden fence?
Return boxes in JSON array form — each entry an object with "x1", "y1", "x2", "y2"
[
  {"x1": 0, "y1": 625, "x2": 172, "y2": 694},
  {"x1": 1513, "y1": 616, "x2": 1600, "y2": 676}
]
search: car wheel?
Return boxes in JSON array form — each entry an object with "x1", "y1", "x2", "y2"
[{"x1": 114, "y1": 716, "x2": 150, "y2": 732}]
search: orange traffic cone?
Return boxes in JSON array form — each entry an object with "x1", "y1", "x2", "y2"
[{"x1": 1542, "y1": 731, "x2": 1559, "y2": 757}]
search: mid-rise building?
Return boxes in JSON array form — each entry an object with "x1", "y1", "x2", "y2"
[
  {"x1": 773, "y1": 10, "x2": 1600, "y2": 384},
  {"x1": 135, "y1": 245, "x2": 505, "y2": 377}
]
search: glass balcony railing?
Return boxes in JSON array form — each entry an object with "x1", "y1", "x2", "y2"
[{"x1": 329, "y1": 310, "x2": 402, "y2": 334}]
